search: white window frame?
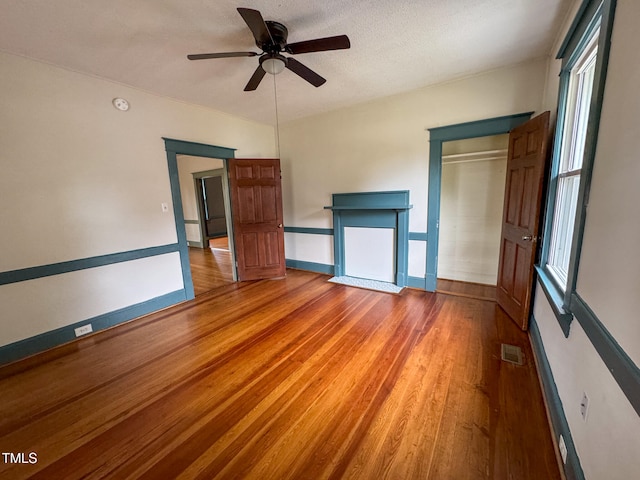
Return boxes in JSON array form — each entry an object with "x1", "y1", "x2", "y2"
[{"x1": 546, "y1": 29, "x2": 599, "y2": 289}]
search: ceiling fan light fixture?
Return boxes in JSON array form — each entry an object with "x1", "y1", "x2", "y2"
[{"x1": 262, "y1": 56, "x2": 286, "y2": 75}]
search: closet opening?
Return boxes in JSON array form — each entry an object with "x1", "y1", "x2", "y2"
[{"x1": 436, "y1": 134, "x2": 509, "y2": 301}]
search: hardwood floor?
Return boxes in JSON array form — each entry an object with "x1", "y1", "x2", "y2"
[
  {"x1": 209, "y1": 236, "x2": 230, "y2": 250},
  {"x1": 189, "y1": 246, "x2": 234, "y2": 295},
  {"x1": 437, "y1": 278, "x2": 497, "y2": 302},
  {"x1": 0, "y1": 270, "x2": 560, "y2": 479}
]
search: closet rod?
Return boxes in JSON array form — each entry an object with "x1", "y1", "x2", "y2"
[{"x1": 441, "y1": 148, "x2": 508, "y2": 160}]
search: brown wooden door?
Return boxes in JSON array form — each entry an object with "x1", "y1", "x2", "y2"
[
  {"x1": 228, "y1": 158, "x2": 286, "y2": 281},
  {"x1": 497, "y1": 112, "x2": 550, "y2": 330}
]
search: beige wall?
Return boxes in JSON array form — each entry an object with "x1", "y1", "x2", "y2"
[
  {"x1": 0, "y1": 52, "x2": 275, "y2": 347},
  {"x1": 532, "y1": 0, "x2": 640, "y2": 478},
  {"x1": 279, "y1": 58, "x2": 547, "y2": 278},
  {"x1": 576, "y1": 2, "x2": 640, "y2": 365}
]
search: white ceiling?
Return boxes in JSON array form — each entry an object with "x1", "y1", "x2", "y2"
[{"x1": 0, "y1": 0, "x2": 572, "y2": 125}]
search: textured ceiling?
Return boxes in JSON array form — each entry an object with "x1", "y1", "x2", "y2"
[{"x1": 0, "y1": 0, "x2": 572, "y2": 125}]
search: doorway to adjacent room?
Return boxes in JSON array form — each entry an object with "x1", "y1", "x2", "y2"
[{"x1": 177, "y1": 155, "x2": 235, "y2": 296}]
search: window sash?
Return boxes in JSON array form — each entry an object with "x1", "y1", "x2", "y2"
[
  {"x1": 545, "y1": 28, "x2": 599, "y2": 291},
  {"x1": 547, "y1": 174, "x2": 581, "y2": 287},
  {"x1": 559, "y1": 33, "x2": 599, "y2": 171}
]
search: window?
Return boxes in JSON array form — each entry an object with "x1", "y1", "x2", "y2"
[
  {"x1": 546, "y1": 28, "x2": 599, "y2": 289},
  {"x1": 537, "y1": 0, "x2": 616, "y2": 336}
]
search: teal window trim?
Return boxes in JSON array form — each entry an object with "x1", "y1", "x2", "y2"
[
  {"x1": 163, "y1": 138, "x2": 236, "y2": 300},
  {"x1": 425, "y1": 112, "x2": 533, "y2": 291},
  {"x1": 557, "y1": 0, "x2": 604, "y2": 61},
  {"x1": 538, "y1": 0, "x2": 617, "y2": 331},
  {"x1": 535, "y1": 266, "x2": 573, "y2": 337}
]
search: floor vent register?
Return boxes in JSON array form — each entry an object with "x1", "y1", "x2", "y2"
[{"x1": 501, "y1": 343, "x2": 524, "y2": 365}]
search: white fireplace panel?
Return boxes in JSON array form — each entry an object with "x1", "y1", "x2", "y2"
[{"x1": 344, "y1": 227, "x2": 395, "y2": 283}]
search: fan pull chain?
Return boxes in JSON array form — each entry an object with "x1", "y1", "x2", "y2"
[{"x1": 272, "y1": 73, "x2": 281, "y2": 158}]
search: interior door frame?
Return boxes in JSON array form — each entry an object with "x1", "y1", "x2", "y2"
[
  {"x1": 193, "y1": 168, "x2": 232, "y2": 248},
  {"x1": 425, "y1": 112, "x2": 533, "y2": 292},
  {"x1": 163, "y1": 138, "x2": 237, "y2": 300}
]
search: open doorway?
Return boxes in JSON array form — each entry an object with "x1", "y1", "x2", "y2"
[
  {"x1": 197, "y1": 172, "x2": 228, "y2": 246},
  {"x1": 425, "y1": 112, "x2": 533, "y2": 292},
  {"x1": 177, "y1": 154, "x2": 235, "y2": 296},
  {"x1": 436, "y1": 134, "x2": 509, "y2": 301}
]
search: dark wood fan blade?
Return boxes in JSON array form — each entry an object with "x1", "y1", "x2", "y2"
[
  {"x1": 237, "y1": 8, "x2": 272, "y2": 45},
  {"x1": 187, "y1": 52, "x2": 258, "y2": 60},
  {"x1": 285, "y1": 58, "x2": 326, "y2": 87},
  {"x1": 244, "y1": 64, "x2": 267, "y2": 91},
  {"x1": 287, "y1": 35, "x2": 350, "y2": 54}
]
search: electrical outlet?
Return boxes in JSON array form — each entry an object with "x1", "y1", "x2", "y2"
[
  {"x1": 558, "y1": 434, "x2": 568, "y2": 464},
  {"x1": 74, "y1": 324, "x2": 93, "y2": 337},
  {"x1": 161, "y1": 202, "x2": 169, "y2": 213},
  {"x1": 580, "y1": 392, "x2": 589, "y2": 421}
]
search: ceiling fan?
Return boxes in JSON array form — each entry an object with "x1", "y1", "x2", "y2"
[{"x1": 187, "y1": 7, "x2": 351, "y2": 91}]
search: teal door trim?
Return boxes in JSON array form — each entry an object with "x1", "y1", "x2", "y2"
[
  {"x1": 425, "y1": 112, "x2": 533, "y2": 291},
  {"x1": 162, "y1": 138, "x2": 236, "y2": 300}
]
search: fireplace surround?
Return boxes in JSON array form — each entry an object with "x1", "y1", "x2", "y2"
[{"x1": 324, "y1": 191, "x2": 412, "y2": 287}]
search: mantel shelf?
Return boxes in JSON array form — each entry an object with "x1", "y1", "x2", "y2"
[{"x1": 324, "y1": 205, "x2": 413, "y2": 211}]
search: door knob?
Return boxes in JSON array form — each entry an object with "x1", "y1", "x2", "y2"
[
  {"x1": 278, "y1": 224, "x2": 283, "y2": 228},
  {"x1": 522, "y1": 234, "x2": 534, "y2": 241}
]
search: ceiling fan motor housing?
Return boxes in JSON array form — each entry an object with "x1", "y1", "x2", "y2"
[{"x1": 260, "y1": 21, "x2": 289, "y2": 53}]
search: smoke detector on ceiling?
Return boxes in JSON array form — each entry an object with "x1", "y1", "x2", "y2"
[{"x1": 112, "y1": 97, "x2": 129, "y2": 111}]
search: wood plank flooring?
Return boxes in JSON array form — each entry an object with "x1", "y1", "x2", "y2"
[
  {"x1": 189, "y1": 246, "x2": 234, "y2": 295},
  {"x1": 0, "y1": 270, "x2": 560, "y2": 479},
  {"x1": 437, "y1": 278, "x2": 497, "y2": 302},
  {"x1": 208, "y1": 236, "x2": 230, "y2": 250}
]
